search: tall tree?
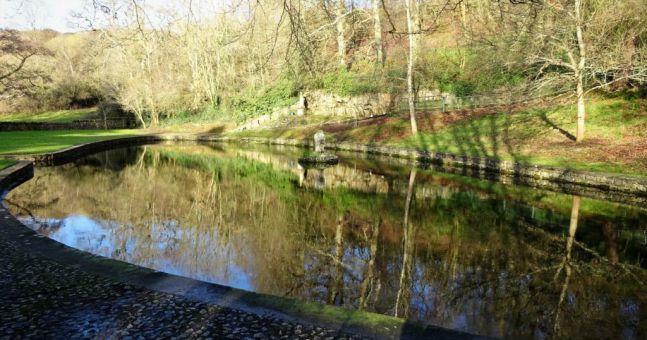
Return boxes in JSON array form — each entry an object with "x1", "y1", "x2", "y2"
[
  {"x1": 0, "y1": 29, "x2": 49, "y2": 97},
  {"x1": 372, "y1": 0, "x2": 385, "y2": 66},
  {"x1": 336, "y1": 0, "x2": 348, "y2": 68},
  {"x1": 400, "y1": 0, "x2": 457, "y2": 135},
  {"x1": 493, "y1": 0, "x2": 647, "y2": 142},
  {"x1": 404, "y1": 0, "x2": 419, "y2": 134},
  {"x1": 573, "y1": 0, "x2": 587, "y2": 142}
]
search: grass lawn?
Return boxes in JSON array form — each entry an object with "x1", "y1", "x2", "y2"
[
  {"x1": 233, "y1": 96, "x2": 647, "y2": 177},
  {"x1": 0, "y1": 130, "x2": 137, "y2": 155},
  {"x1": 0, "y1": 159, "x2": 13, "y2": 170},
  {"x1": 0, "y1": 108, "x2": 96, "y2": 123}
]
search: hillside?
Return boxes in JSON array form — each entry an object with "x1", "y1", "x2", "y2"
[{"x1": 234, "y1": 96, "x2": 647, "y2": 177}]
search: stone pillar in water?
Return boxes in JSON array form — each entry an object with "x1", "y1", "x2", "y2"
[{"x1": 314, "y1": 130, "x2": 326, "y2": 153}]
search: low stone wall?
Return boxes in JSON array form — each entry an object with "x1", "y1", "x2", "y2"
[
  {"x1": 2, "y1": 135, "x2": 169, "y2": 166},
  {"x1": 0, "y1": 162, "x2": 33, "y2": 195},
  {"x1": 0, "y1": 118, "x2": 137, "y2": 131}
]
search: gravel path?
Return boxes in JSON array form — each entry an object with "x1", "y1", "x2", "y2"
[{"x1": 0, "y1": 233, "x2": 370, "y2": 339}]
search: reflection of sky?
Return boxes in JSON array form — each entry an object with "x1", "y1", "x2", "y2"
[
  {"x1": 53, "y1": 215, "x2": 114, "y2": 254},
  {"x1": 21, "y1": 215, "x2": 253, "y2": 292}
]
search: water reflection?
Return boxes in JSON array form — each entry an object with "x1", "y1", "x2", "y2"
[{"x1": 4, "y1": 144, "x2": 647, "y2": 339}]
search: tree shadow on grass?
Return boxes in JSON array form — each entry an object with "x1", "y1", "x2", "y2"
[
  {"x1": 406, "y1": 109, "x2": 524, "y2": 163},
  {"x1": 538, "y1": 110, "x2": 576, "y2": 141}
]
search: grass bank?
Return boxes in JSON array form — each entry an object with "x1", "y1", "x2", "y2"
[
  {"x1": 0, "y1": 130, "x2": 137, "y2": 155},
  {"x1": 0, "y1": 108, "x2": 96, "y2": 123},
  {"x1": 0, "y1": 159, "x2": 14, "y2": 170},
  {"x1": 234, "y1": 97, "x2": 647, "y2": 177}
]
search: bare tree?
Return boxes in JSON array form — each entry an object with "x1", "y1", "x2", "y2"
[
  {"x1": 403, "y1": 0, "x2": 419, "y2": 134},
  {"x1": 493, "y1": 0, "x2": 647, "y2": 142},
  {"x1": 336, "y1": 0, "x2": 348, "y2": 68},
  {"x1": 372, "y1": 0, "x2": 385, "y2": 66},
  {"x1": 573, "y1": 0, "x2": 586, "y2": 142},
  {"x1": 401, "y1": 0, "x2": 458, "y2": 135},
  {"x1": 0, "y1": 29, "x2": 49, "y2": 96}
]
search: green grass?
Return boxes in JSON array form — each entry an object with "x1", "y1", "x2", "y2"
[
  {"x1": 0, "y1": 159, "x2": 13, "y2": 170},
  {"x1": 232, "y1": 97, "x2": 647, "y2": 177},
  {"x1": 0, "y1": 108, "x2": 96, "y2": 123},
  {"x1": 395, "y1": 97, "x2": 647, "y2": 176},
  {"x1": 0, "y1": 130, "x2": 137, "y2": 155}
]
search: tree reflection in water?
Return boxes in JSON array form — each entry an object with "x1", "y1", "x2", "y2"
[
  {"x1": 5, "y1": 144, "x2": 647, "y2": 339},
  {"x1": 395, "y1": 167, "x2": 417, "y2": 318},
  {"x1": 552, "y1": 196, "x2": 580, "y2": 337}
]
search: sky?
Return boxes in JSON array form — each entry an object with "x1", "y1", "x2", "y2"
[
  {"x1": 0, "y1": 0, "x2": 247, "y2": 33},
  {"x1": 0, "y1": 0, "x2": 88, "y2": 32}
]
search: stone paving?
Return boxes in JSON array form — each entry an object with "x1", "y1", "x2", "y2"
[{"x1": 0, "y1": 234, "x2": 370, "y2": 339}]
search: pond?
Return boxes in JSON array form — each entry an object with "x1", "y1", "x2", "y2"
[{"x1": 3, "y1": 143, "x2": 647, "y2": 339}]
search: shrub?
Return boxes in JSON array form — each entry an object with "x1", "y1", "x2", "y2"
[
  {"x1": 228, "y1": 78, "x2": 299, "y2": 122},
  {"x1": 321, "y1": 69, "x2": 381, "y2": 97},
  {"x1": 420, "y1": 48, "x2": 526, "y2": 97},
  {"x1": 43, "y1": 78, "x2": 101, "y2": 109}
]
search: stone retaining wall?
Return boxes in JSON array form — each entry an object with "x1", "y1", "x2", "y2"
[
  {"x1": 0, "y1": 118, "x2": 137, "y2": 131},
  {"x1": 237, "y1": 91, "x2": 395, "y2": 131},
  {"x1": 305, "y1": 91, "x2": 394, "y2": 118}
]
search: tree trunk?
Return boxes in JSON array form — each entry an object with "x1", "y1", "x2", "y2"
[
  {"x1": 404, "y1": 0, "x2": 418, "y2": 135},
  {"x1": 459, "y1": 0, "x2": 467, "y2": 69},
  {"x1": 575, "y1": 0, "x2": 586, "y2": 143},
  {"x1": 336, "y1": 0, "x2": 347, "y2": 69},
  {"x1": 576, "y1": 73, "x2": 585, "y2": 142},
  {"x1": 372, "y1": 0, "x2": 384, "y2": 66}
]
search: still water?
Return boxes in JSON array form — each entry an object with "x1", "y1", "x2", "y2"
[{"x1": 4, "y1": 144, "x2": 647, "y2": 338}]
